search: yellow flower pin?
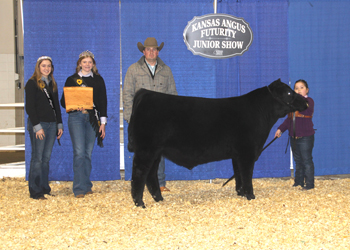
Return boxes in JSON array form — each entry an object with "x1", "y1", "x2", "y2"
[
  {"x1": 39, "y1": 82, "x2": 45, "y2": 89},
  {"x1": 77, "y1": 79, "x2": 83, "y2": 85}
]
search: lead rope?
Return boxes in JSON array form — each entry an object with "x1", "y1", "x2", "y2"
[
  {"x1": 285, "y1": 136, "x2": 290, "y2": 154},
  {"x1": 285, "y1": 112, "x2": 296, "y2": 154}
]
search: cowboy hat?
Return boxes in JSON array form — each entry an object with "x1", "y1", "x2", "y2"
[{"x1": 137, "y1": 37, "x2": 164, "y2": 52}]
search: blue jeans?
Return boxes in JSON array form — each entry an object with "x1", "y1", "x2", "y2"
[
  {"x1": 158, "y1": 156, "x2": 166, "y2": 187},
  {"x1": 68, "y1": 112, "x2": 96, "y2": 196},
  {"x1": 291, "y1": 135, "x2": 315, "y2": 189},
  {"x1": 27, "y1": 119, "x2": 57, "y2": 198}
]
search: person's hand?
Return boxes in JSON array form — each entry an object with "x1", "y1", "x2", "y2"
[
  {"x1": 57, "y1": 129, "x2": 63, "y2": 139},
  {"x1": 275, "y1": 129, "x2": 282, "y2": 138},
  {"x1": 99, "y1": 124, "x2": 106, "y2": 139},
  {"x1": 36, "y1": 129, "x2": 45, "y2": 140}
]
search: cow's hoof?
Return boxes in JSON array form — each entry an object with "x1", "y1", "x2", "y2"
[
  {"x1": 134, "y1": 200, "x2": 145, "y2": 208},
  {"x1": 153, "y1": 195, "x2": 164, "y2": 202},
  {"x1": 246, "y1": 194, "x2": 255, "y2": 200},
  {"x1": 136, "y1": 203, "x2": 146, "y2": 208},
  {"x1": 237, "y1": 188, "x2": 244, "y2": 196}
]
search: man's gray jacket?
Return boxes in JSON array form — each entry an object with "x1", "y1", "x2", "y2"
[{"x1": 123, "y1": 56, "x2": 178, "y2": 123}]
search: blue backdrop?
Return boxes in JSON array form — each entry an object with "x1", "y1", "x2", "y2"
[
  {"x1": 23, "y1": 0, "x2": 350, "y2": 181},
  {"x1": 288, "y1": 0, "x2": 350, "y2": 176},
  {"x1": 23, "y1": 0, "x2": 120, "y2": 181}
]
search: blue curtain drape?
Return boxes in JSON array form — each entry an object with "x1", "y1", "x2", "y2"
[
  {"x1": 289, "y1": 0, "x2": 350, "y2": 176},
  {"x1": 23, "y1": 0, "x2": 120, "y2": 181},
  {"x1": 23, "y1": 0, "x2": 350, "y2": 181}
]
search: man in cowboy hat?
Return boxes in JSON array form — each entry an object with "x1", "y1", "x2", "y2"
[{"x1": 123, "y1": 37, "x2": 177, "y2": 192}]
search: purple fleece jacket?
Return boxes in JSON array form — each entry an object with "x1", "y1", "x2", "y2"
[{"x1": 277, "y1": 96, "x2": 315, "y2": 137}]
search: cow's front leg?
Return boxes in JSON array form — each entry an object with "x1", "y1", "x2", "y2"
[
  {"x1": 146, "y1": 156, "x2": 163, "y2": 202},
  {"x1": 237, "y1": 158, "x2": 255, "y2": 200},
  {"x1": 131, "y1": 153, "x2": 151, "y2": 208}
]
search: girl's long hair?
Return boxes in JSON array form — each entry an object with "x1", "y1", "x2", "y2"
[
  {"x1": 29, "y1": 58, "x2": 57, "y2": 92},
  {"x1": 75, "y1": 56, "x2": 100, "y2": 75}
]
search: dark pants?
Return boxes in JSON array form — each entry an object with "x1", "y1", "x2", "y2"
[
  {"x1": 291, "y1": 135, "x2": 315, "y2": 189},
  {"x1": 27, "y1": 119, "x2": 57, "y2": 198}
]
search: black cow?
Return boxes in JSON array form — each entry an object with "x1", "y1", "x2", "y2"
[{"x1": 128, "y1": 79, "x2": 308, "y2": 207}]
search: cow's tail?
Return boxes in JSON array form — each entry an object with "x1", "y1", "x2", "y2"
[
  {"x1": 127, "y1": 141, "x2": 134, "y2": 152},
  {"x1": 222, "y1": 174, "x2": 235, "y2": 187},
  {"x1": 127, "y1": 132, "x2": 134, "y2": 152},
  {"x1": 127, "y1": 116, "x2": 134, "y2": 152},
  {"x1": 127, "y1": 90, "x2": 145, "y2": 153}
]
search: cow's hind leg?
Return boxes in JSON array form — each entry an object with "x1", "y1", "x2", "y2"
[
  {"x1": 131, "y1": 153, "x2": 153, "y2": 208},
  {"x1": 232, "y1": 159, "x2": 244, "y2": 196},
  {"x1": 145, "y1": 156, "x2": 163, "y2": 202}
]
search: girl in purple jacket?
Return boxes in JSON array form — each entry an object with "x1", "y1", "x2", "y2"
[{"x1": 275, "y1": 79, "x2": 315, "y2": 190}]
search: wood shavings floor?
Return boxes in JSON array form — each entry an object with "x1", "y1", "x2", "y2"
[{"x1": 1, "y1": 177, "x2": 350, "y2": 249}]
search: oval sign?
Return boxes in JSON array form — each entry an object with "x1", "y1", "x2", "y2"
[{"x1": 183, "y1": 14, "x2": 253, "y2": 59}]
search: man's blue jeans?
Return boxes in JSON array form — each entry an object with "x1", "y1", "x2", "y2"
[
  {"x1": 291, "y1": 135, "x2": 315, "y2": 189},
  {"x1": 27, "y1": 119, "x2": 57, "y2": 198},
  {"x1": 68, "y1": 112, "x2": 96, "y2": 196},
  {"x1": 158, "y1": 156, "x2": 166, "y2": 187}
]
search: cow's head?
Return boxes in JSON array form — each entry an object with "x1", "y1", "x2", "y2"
[{"x1": 267, "y1": 79, "x2": 308, "y2": 117}]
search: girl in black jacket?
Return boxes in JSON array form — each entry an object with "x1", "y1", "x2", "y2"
[{"x1": 25, "y1": 56, "x2": 63, "y2": 200}]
